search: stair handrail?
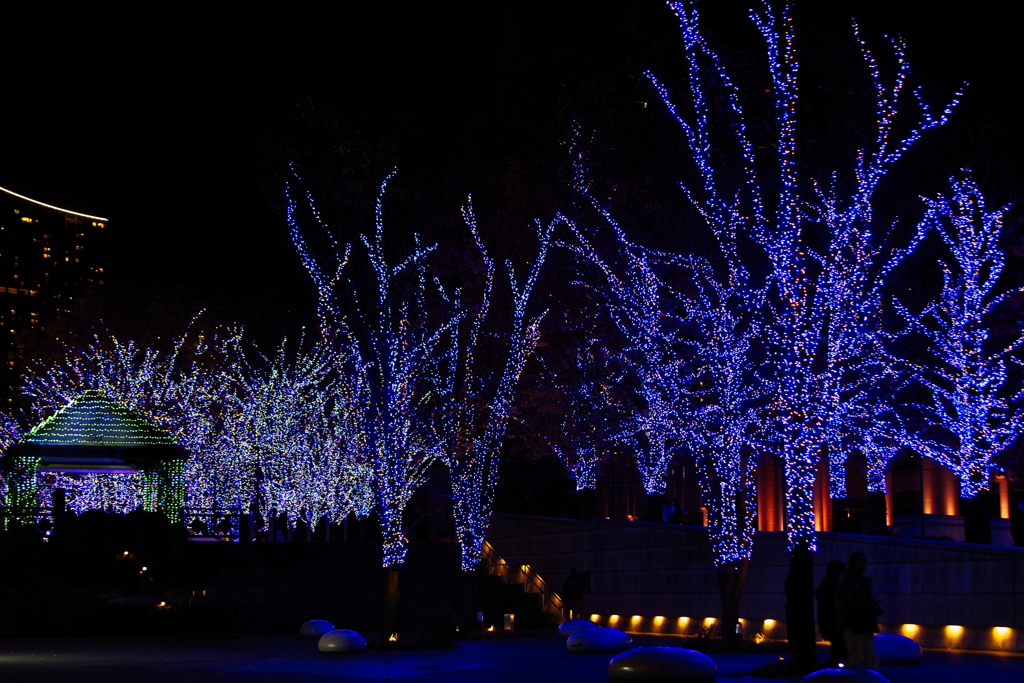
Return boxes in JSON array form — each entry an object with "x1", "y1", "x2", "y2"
[{"x1": 481, "y1": 540, "x2": 562, "y2": 615}]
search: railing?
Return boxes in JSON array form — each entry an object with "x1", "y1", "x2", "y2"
[
  {"x1": 0, "y1": 506, "x2": 54, "y2": 536},
  {"x1": 481, "y1": 539, "x2": 562, "y2": 615},
  {"x1": 183, "y1": 508, "x2": 243, "y2": 541}
]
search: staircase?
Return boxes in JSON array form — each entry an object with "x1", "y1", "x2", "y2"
[{"x1": 476, "y1": 540, "x2": 561, "y2": 630}]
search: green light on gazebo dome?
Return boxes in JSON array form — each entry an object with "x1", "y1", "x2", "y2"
[{"x1": 23, "y1": 390, "x2": 175, "y2": 448}]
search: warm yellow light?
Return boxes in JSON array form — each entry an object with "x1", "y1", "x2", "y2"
[
  {"x1": 704, "y1": 617, "x2": 716, "y2": 625},
  {"x1": 390, "y1": 632, "x2": 398, "y2": 641},
  {"x1": 0, "y1": 185, "x2": 109, "y2": 221},
  {"x1": 631, "y1": 615, "x2": 641, "y2": 622},
  {"x1": 994, "y1": 627, "x2": 1011, "y2": 638},
  {"x1": 591, "y1": 614, "x2": 600, "y2": 621},
  {"x1": 486, "y1": 625, "x2": 494, "y2": 632},
  {"x1": 609, "y1": 615, "x2": 620, "y2": 623},
  {"x1": 764, "y1": 619, "x2": 776, "y2": 628},
  {"x1": 521, "y1": 565, "x2": 528, "y2": 572},
  {"x1": 754, "y1": 633, "x2": 765, "y2": 644},
  {"x1": 678, "y1": 617, "x2": 689, "y2": 625},
  {"x1": 946, "y1": 625, "x2": 963, "y2": 636},
  {"x1": 654, "y1": 616, "x2": 664, "y2": 625},
  {"x1": 902, "y1": 624, "x2": 919, "y2": 636}
]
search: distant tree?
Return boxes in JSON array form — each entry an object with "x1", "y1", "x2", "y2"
[
  {"x1": 550, "y1": 341, "x2": 620, "y2": 497},
  {"x1": 226, "y1": 338, "x2": 374, "y2": 534},
  {"x1": 896, "y1": 177, "x2": 1024, "y2": 540},
  {"x1": 0, "y1": 412, "x2": 24, "y2": 507},
  {"x1": 560, "y1": 158, "x2": 694, "y2": 521}
]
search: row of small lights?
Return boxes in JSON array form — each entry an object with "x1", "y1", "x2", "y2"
[{"x1": 586, "y1": 615, "x2": 1015, "y2": 643}]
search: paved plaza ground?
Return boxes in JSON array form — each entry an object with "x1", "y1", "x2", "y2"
[{"x1": 1, "y1": 632, "x2": 1022, "y2": 682}]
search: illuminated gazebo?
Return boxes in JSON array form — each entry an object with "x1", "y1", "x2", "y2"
[{"x1": 2, "y1": 390, "x2": 187, "y2": 523}]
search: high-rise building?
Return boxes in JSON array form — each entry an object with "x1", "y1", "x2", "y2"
[{"x1": 0, "y1": 185, "x2": 107, "y2": 401}]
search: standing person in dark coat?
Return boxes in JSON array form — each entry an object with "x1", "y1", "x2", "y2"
[
  {"x1": 835, "y1": 552, "x2": 883, "y2": 668},
  {"x1": 562, "y1": 567, "x2": 583, "y2": 621},
  {"x1": 668, "y1": 499, "x2": 684, "y2": 525},
  {"x1": 815, "y1": 560, "x2": 848, "y2": 667}
]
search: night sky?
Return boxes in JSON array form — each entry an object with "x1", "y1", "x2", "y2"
[{"x1": 2, "y1": 1, "x2": 1021, "y2": 346}]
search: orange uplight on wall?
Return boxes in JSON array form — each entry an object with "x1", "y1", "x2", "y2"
[
  {"x1": 631, "y1": 615, "x2": 642, "y2": 624},
  {"x1": 994, "y1": 627, "x2": 1011, "y2": 639},
  {"x1": 902, "y1": 624, "x2": 919, "y2": 637},
  {"x1": 677, "y1": 617, "x2": 690, "y2": 632},
  {"x1": 654, "y1": 616, "x2": 664, "y2": 625},
  {"x1": 764, "y1": 619, "x2": 776, "y2": 629},
  {"x1": 704, "y1": 617, "x2": 716, "y2": 626},
  {"x1": 609, "y1": 615, "x2": 620, "y2": 624},
  {"x1": 591, "y1": 614, "x2": 600, "y2": 621}
]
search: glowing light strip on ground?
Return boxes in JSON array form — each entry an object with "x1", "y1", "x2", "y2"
[{"x1": 0, "y1": 185, "x2": 108, "y2": 221}]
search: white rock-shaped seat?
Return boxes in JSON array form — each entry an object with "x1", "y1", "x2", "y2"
[
  {"x1": 300, "y1": 620, "x2": 335, "y2": 638},
  {"x1": 800, "y1": 668, "x2": 889, "y2": 683},
  {"x1": 874, "y1": 634, "x2": 922, "y2": 664},
  {"x1": 566, "y1": 627, "x2": 632, "y2": 653},
  {"x1": 559, "y1": 619, "x2": 598, "y2": 638},
  {"x1": 318, "y1": 629, "x2": 367, "y2": 653},
  {"x1": 609, "y1": 647, "x2": 717, "y2": 681}
]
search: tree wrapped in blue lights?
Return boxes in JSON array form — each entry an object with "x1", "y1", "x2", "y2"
[
  {"x1": 895, "y1": 177, "x2": 1024, "y2": 523},
  {"x1": 425, "y1": 196, "x2": 554, "y2": 571},
  {"x1": 678, "y1": 256, "x2": 771, "y2": 642},
  {"x1": 288, "y1": 169, "x2": 457, "y2": 569},
  {"x1": 560, "y1": 154, "x2": 694, "y2": 517},
  {"x1": 564, "y1": 142, "x2": 775, "y2": 640},
  {"x1": 639, "y1": 0, "x2": 960, "y2": 660},
  {"x1": 550, "y1": 341, "x2": 618, "y2": 494}
]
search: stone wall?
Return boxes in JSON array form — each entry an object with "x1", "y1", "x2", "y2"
[{"x1": 486, "y1": 513, "x2": 1024, "y2": 651}]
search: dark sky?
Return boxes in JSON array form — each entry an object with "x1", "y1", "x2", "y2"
[{"x1": 1, "y1": 1, "x2": 1021, "y2": 341}]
